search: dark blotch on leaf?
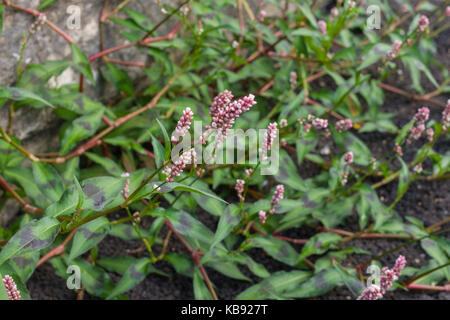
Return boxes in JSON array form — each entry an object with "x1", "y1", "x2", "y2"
[
  {"x1": 81, "y1": 228, "x2": 104, "y2": 241},
  {"x1": 302, "y1": 195, "x2": 317, "y2": 208},
  {"x1": 12, "y1": 256, "x2": 33, "y2": 268},
  {"x1": 176, "y1": 213, "x2": 193, "y2": 233},
  {"x1": 78, "y1": 121, "x2": 92, "y2": 131},
  {"x1": 129, "y1": 264, "x2": 144, "y2": 280}
]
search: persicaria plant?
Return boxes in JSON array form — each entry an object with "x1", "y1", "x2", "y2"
[{"x1": 0, "y1": 0, "x2": 448, "y2": 301}]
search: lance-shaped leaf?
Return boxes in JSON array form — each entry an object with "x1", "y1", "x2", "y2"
[
  {"x1": 71, "y1": 43, "x2": 94, "y2": 84},
  {"x1": 18, "y1": 60, "x2": 71, "y2": 90},
  {"x1": 211, "y1": 204, "x2": 241, "y2": 248},
  {"x1": 81, "y1": 176, "x2": 126, "y2": 211},
  {"x1": 164, "y1": 209, "x2": 214, "y2": 245},
  {"x1": 274, "y1": 150, "x2": 307, "y2": 191},
  {"x1": 7, "y1": 251, "x2": 39, "y2": 282},
  {"x1": 59, "y1": 108, "x2": 104, "y2": 155},
  {"x1": 252, "y1": 236, "x2": 299, "y2": 267},
  {"x1": 85, "y1": 152, "x2": 123, "y2": 176},
  {"x1": 284, "y1": 268, "x2": 343, "y2": 298},
  {"x1": 207, "y1": 260, "x2": 251, "y2": 282},
  {"x1": 397, "y1": 157, "x2": 411, "y2": 197},
  {"x1": 230, "y1": 253, "x2": 271, "y2": 279},
  {"x1": 70, "y1": 258, "x2": 115, "y2": 299},
  {"x1": 32, "y1": 162, "x2": 65, "y2": 203},
  {"x1": 98, "y1": 255, "x2": 167, "y2": 277},
  {"x1": 0, "y1": 217, "x2": 60, "y2": 266},
  {"x1": 106, "y1": 258, "x2": 152, "y2": 299},
  {"x1": 164, "y1": 253, "x2": 195, "y2": 277},
  {"x1": 149, "y1": 131, "x2": 165, "y2": 168},
  {"x1": 44, "y1": 184, "x2": 80, "y2": 218},
  {"x1": 235, "y1": 271, "x2": 311, "y2": 300},
  {"x1": 298, "y1": 233, "x2": 342, "y2": 262},
  {"x1": 109, "y1": 224, "x2": 152, "y2": 241},
  {"x1": 191, "y1": 180, "x2": 226, "y2": 216},
  {"x1": 421, "y1": 238, "x2": 450, "y2": 280},
  {"x1": 69, "y1": 217, "x2": 111, "y2": 261},
  {"x1": 193, "y1": 268, "x2": 214, "y2": 300},
  {"x1": 0, "y1": 86, "x2": 53, "y2": 108}
]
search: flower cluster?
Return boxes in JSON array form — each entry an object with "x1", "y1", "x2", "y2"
[
  {"x1": 386, "y1": 40, "x2": 402, "y2": 60},
  {"x1": 331, "y1": 7, "x2": 339, "y2": 20},
  {"x1": 269, "y1": 184, "x2": 284, "y2": 214},
  {"x1": 258, "y1": 10, "x2": 266, "y2": 21},
  {"x1": 407, "y1": 107, "x2": 430, "y2": 144},
  {"x1": 279, "y1": 119, "x2": 288, "y2": 128},
  {"x1": 2, "y1": 275, "x2": 21, "y2": 300},
  {"x1": 163, "y1": 149, "x2": 196, "y2": 182},
  {"x1": 418, "y1": 15, "x2": 429, "y2": 32},
  {"x1": 290, "y1": 71, "x2": 297, "y2": 89},
  {"x1": 235, "y1": 179, "x2": 245, "y2": 201},
  {"x1": 446, "y1": 6, "x2": 450, "y2": 17},
  {"x1": 132, "y1": 211, "x2": 141, "y2": 225},
  {"x1": 299, "y1": 115, "x2": 329, "y2": 134},
  {"x1": 335, "y1": 118, "x2": 353, "y2": 132},
  {"x1": 260, "y1": 122, "x2": 278, "y2": 161},
  {"x1": 204, "y1": 90, "x2": 257, "y2": 144},
  {"x1": 442, "y1": 100, "x2": 450, "y2": 130},
  {"x1": 258, "y1": 210, "x2": 267, "y2": 224},
  {"x1": 171, "y1": 107, "x2": 194, "y2": 143},
  {"x1": 318, "y1": 20, "x2": 327, "y2": 35},
  {"x1": 344, "y1": 151, "x2": 354, "y2": 165},
  {"x1": 394, "y1": 142, "x2": 403, "y2": 156},
  {"x1": 358, "y1": 255, "x2": 407, "y2": 300},
  {"x1": 121, "y1": 172, "x2": 130, "y2": 199}
]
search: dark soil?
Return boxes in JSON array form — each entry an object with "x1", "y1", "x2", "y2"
[{"x1": 26, "y1": 3, "x2": 449, "y2": 300}]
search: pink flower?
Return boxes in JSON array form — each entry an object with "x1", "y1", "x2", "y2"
[
  {"x1": 395, "y1": 143, "x2": 403, "y2": 156},
  {"x1": 172, "y1": 107, "x2": 194, "y2": 143},
  {"x1": 121, "y1": 172, "x2": 130, "y2": 199},
  {"x1": 312, "y1": 118, "x2": 328, "y2": 130},
  {"x1": 446, "y1": 6, "x2": 450, "y2": 17},
  {"x1": 132, "y1": 211, "x2": 141, "y2": 225},
  {"x1": 357, "y1": 284, "x2": 383, "y2": 300},
  {"x1": 341, "y1": 173, "x2": 348, "y2": 186},
  {"x1": 442, "y1": 100, "x2": 450, "y2": 130},
  {"x1": 279, "y1": 119, "x2": 288, "y2": 128},
  {"x1": 269, "y1": 184, "x2": 284, "y2": 213},
  {"x1": 331, "y1": 7, "x2": 339, "y2": 20},
  {"x1": 2, "y1": 275, "x2": 21, "y2": 300},
  {"x1": 426, "y1": 127, "x2": 434, "y2": 142},
  {"x1": 418, "y1": 15, "x2": 429, "y2": 32},
  {"x1": 261, "y1": 122, "x2": 278, "y2": 161},
  {"x1": 259, "y1": 210, "x2": 267, "y2": 224},
  {"x1": 163, "y1": 148, "x2": 196, "y2": 182},
  {"x1": 348, "y1": 1, "x2": 356, "y2": 10},
  {"x1": 414, "y1": 163, "x2": 423, "y2": 173},
  {"x1": 235, "y1": 179, "x2": 245, "y2": 201},
  {"x1": 357, "y1": 255, "x2": 406, "y2": 300},
  {"x1": 304, "y1": 123, "x2": 311, "y2": 132},
  {"x1": 413, "y1": 107, "x2": 430, "y2": 124},
  {"x1": 344, "y1": 151, "x2": 354, "y2": 165},
  {"x1": 318, "y1": 20, "x2": 327, "y2": 35},
  {"x1": 290, "y1": 71, "x2": 297, "y2": 88},
  {"x1": 336, "y1": 118, "x2": 353, "y2": 132},
  {"x1": 258, "y1": 10, "x2": 266, "y2": 21},
  {"x1": 245, "y1": 168, "x2": 253, "y2": 177},
  {"x1": 386, "y1": 40, "x2": 402, "y2": 60},
  {"x1": 205, "y1": 91, "x2": 257, "y2": 144}
]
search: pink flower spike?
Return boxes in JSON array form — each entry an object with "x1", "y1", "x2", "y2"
[
  {"x1": 235, "y1": 179, "x2": 245, "y2": 201},
  {"x1": 318, "y1": 20, "x2": 327, "y2": 35},
  {"x1": 261, "y1": 122, "x2": 278, "y2": 161},
  {"x1": 442, "y1": 100, "x2": 450, "y2": 130},
  {"x1": 426, "y1": 127, "x2": 434, "y2": 142},
  {"x1": 279, "y1": 119, "x2": 288, "y2": 128},
  {"x1": 386, "y1": 40, "x2": 402, "y2": 60},
  {"x1": 413, "y1": 107, "x2": 430, "y2": 124},
  {"x1": 289, "y1": 71, "x2": 297, "y2": 88},
  {"x1": 446, "y1": 6, "x2": 450, "y2": 17},
  {"x1": 3, "y1": 275, "x2": 21, "y2": 300},
  {"x1": 172, "y1": 107, "x2": 194, "y2": 143},
  {"x1": 418, "y1": 15, "x2": 429, "y2": 32},
  {"x1": 336, "y1": 118, "x2": 353, "y2": 132},
  {"x1": 344, "y1": 151, "x2": 354, "y2": 165},
  {"x1": 331, "y1": 7, "x2": 339, "y2": 19},
  {"x1": 270, "y1": 184, "x2": 284, "y2": 213},
  {"x1": 357, "y1": 284, "x2": 383, "y2": 300},
  {"x1": 163, "y1": 148, "x2": 196, "y2": 182},
  {"x1": 312, "y1": 118, "x2": 328, "y2": 130},
  {"x1": 393, "y1": 255, "x2": 407, "y2": 276},
  {"x1": 258, "y1": 10, "x2": 266, "y2": 21},
  {"x1": 259, "y1": 210, "x2": 267, "y2": 224}
]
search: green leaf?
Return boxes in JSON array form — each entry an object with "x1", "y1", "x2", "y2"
[
  {"x1": 44, "y1": 184, "x2": 79, "y2": 218},
  {"x1": 207, "y1": 260, "x2": 251, "y2": 282},
  {"x1": 285, "y1": 268, "x2": 343, "y2": 298},
  {"x1": 299, "y1": 233, "x2": 342, "y2": 262},
  {"x1": 69, "y1": 217, "x2": 110, "y2": 261},
  {"x1": 122, "y1": 8, "x2": 153, "y2": 31},
  {"x1": 0, "y1": 217, "x2": 60, "y2": 265},
  {"x1": 18, "y1": 60, "x2": 71, "y2": 89},
  {"x1": 211, "y1": 204, "x2": 240, "y2": 248},
  {"x1": 298, "y1": 3, "x2": 317, "y2": 27},
  {"x1": 39, "y1": 0, "x2": 58, "y2": 10},
  {"x1": 7, "y1": 251, "x2": 39, "y2": 282},
  {"x1": 85, "y1": 152, "x2": 123, "y2": 176},
  {"x1": 421, "y1": 238, "x2": 450, "y2": 280},
  {"x1": 164, "y1": 209, "x2": 214, "y2": 246},
  {"x1": 109, "y1": 223, "x2": 152, "y2": 241},
  {"x1": 81, "y1": 176, "x2": 126, "y2": 211},
  {"x1": 97, "y1": 255, "x2": 138, "y2": 275},
  {"x1": 32, "y1": 162, "x2": 65, "y2": 203},
  {"x1": 149, "y1": 131, "x2": 165, "y2": 168},
  {"x1": 193, "y1": 268, "x2": 213, "y2": 300},
  {"x1": 164, "y1": 253, "x2": 194, "y2": 277},
  {"x1": 106, "y1": 258, "x2": 152, "y2": 299},
  {"x1": 71, "y1": 43, "x2": 94, "y2": 84},
  {"x1": 0, "y1": 87, "x2": 53, "y2": 108},
  {"x1": 102, "y1": 63, "x2": 134, "y2": 96},
  {"x1": 275, "y1": 150, "x2": 306, "y2": 191},
  {"x1": 191, "y1": 180, "x2": 226, "y2": 216},
  {"x1": 235, "y1": 271, "x2": 311, "y2": 300},
  {"x1": 251, "y1": 236, "x2": 299, "y2": 267},
  {"x1": 397, "y1": 157, "x2": 411, "y2": 197},
  {"x1": 59, "y1": 108, "x2": 104, "y2": 155},
  {"x1": 155, "y1": 118, "x2": 171, "y2": 160}
]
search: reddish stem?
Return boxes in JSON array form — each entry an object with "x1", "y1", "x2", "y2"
[
  {"x1": 0, "y1": 175, "x2": 44, "y2": 214},
  {"x1": 36, "y1": 228, "x2": 78, "y2": 267}
]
